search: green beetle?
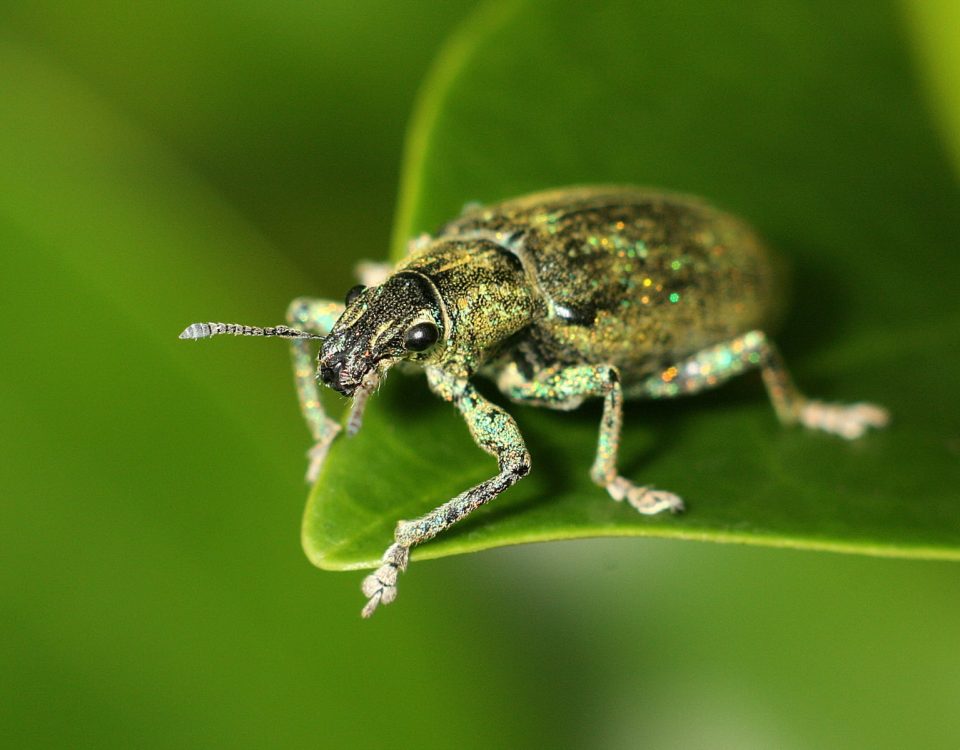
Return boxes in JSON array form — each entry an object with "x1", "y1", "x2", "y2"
[{"x1": 181, "y1": 186, "x2": 888, "y2": 617}]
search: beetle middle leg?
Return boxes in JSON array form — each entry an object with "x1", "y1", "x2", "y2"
[
  {"x1": 286, "y1": 297, "x2": 345, "y2": 481},
  {"x1": 630, "y1": 330, "x2": 889, "y2": 439},
  {"x1": 361, "y1": 371, "x2": 531, "y2": 617},
  {"x1": 498, "y1": 363, "x2": 685, "y2": 515}
]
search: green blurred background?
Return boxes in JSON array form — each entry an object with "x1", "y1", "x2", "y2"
[{"x1": 2, "y1": 2, "x2": 959, "y2": 748}]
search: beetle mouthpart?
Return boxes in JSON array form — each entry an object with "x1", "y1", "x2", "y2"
[
  {"x1": 319, "y1": 355, "x2": 355, "y2": 395},
  {"x1": 346, "y1": 370, "x2": 382, "y2": 436}
]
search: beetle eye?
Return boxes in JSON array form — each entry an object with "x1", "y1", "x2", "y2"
[
  {"x1": 404, "y1": 321, "x2": 439, "y2": 352},
  {"x1": 344, "y1": 284, "x2": 365, "y2": 306}
]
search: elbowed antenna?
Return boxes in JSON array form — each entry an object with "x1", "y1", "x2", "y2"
[{"x1": 179, "y1": 322, "x2": 325, "y2": 341}]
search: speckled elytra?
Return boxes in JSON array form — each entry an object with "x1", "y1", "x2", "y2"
[{"x1": 180, "y1": 186, "x2": 888, "y2": 617}]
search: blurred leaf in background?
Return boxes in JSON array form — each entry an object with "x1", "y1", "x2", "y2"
[
  {"x1": 1, "y1": 1, "x2": 959, "y2": 750},
  {"x1": 904, "y1": 0, "x2": 960, "y2": 173}
]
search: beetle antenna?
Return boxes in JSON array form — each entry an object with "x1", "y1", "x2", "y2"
[{"x1": 179, "y1": 322, "x2": 325, "y2": 341}]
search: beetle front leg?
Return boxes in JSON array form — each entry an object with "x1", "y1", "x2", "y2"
[
  {"x1": 498, "y1": 363, "x2": 684, "y2": 515},
  {"x1": 286, "y1": 297, "x2": 345, "y2": 482},
  {"x1": 361, "y1": 373, "x2": 530, "y2": 617}
]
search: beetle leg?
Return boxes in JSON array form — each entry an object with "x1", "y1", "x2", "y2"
[
  {"x1": 286, "y1": 297, "x2": 345, "y2": 482},
  {"x1": 353, "y1": 260, "x2": 392, "y2": 287},
  {"x1": 360, "y1": 371, "x2": 531, "y2": 617},
  {"x1": 633, "y1": 330, "x2": 889, "y2": 439},
  {"x1": 498, "y1": 363, "x2": 685, "y2": 516}
]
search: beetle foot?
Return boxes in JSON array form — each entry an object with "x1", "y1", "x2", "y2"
[
  {"x1": 799, "y1": 400, "x2": 889, "y2": 440},
  {"x1": 305, "y1": 418, "x2": 342, "y2": 483},
  {"x1": 361, "y1": 543, "x2": 409, "y2": 618},
  {"x1": 607, "y1": 476, "x2": 685, "y2": 515}
]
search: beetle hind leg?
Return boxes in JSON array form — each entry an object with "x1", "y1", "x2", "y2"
[{"x1": 633, "y1": 330, "x2": 889, "y2": 439}]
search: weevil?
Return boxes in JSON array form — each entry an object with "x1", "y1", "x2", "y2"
[{"x1": 180, "y1": 186, "x2": 889, "y2": 617}]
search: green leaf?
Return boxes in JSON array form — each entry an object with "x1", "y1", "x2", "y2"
[
  {"x1": 903, "y1": 0, "x2": 960, "y2": 176},
  {"x1": 304, "y1": 0, "x2": 960, "y2": 570}
]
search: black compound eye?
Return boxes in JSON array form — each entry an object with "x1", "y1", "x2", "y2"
[
  {"x1": 344, "y1": 284, "x2": 365, "y2": 306},
  {"x1": 404, "y1": 321, "x2": 439, "y2": 352}
]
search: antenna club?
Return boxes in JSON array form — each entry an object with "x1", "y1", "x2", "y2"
[
  {"x1": 179, "y1": 322, "x2": 213, "y2": 339},
  {"x1": 178, "y1": 321, "x2": 324, "y2": 341}
]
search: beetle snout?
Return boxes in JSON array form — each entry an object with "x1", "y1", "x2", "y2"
[
  {"x1": 319, "y1": 353, "x2": 362, "y2": 396},
  {"x1": 319, "y1": 354, "x2": 349, "y2": 395},
  {"x1": 318, "y1": 358, "x2": 340, "y2": 388}
]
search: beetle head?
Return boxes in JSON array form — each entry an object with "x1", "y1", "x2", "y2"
[{"x1": 319, "y1": 272, "x2": 444, "y2": 396}]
